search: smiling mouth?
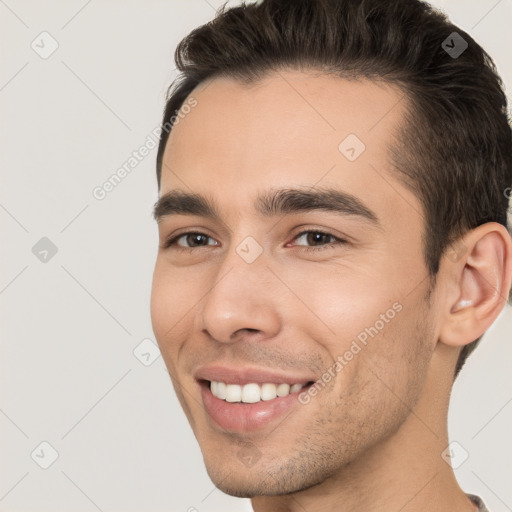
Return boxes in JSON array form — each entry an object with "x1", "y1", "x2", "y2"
[
  {"x1": 197, "y1": 378, "x2": 316, "y2": 431},
  {"x1": 203, "y1": 380, "x2": 315, "y2": 403}
]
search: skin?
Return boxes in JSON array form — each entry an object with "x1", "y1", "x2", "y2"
[{"x1": 150, "y1": 70, "x2": 512, "y2": 511}]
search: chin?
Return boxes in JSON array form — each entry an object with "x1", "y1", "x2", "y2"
[
  {"x1": 203, "y1": 454, "x2": 338, "y2": 498},
  {"x1": 204, "y1": 466, "x2": 265, "y2": 497}
]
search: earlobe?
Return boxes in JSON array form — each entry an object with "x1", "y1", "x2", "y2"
[{"x1": 439, "y1": 223, "x2": 512, "y2": 348}]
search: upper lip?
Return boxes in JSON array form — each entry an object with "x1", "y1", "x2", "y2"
[{"x1": 194, "y1": 365, "x2": 317, "y2": 386}]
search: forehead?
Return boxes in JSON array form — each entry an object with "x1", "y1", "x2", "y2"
[
  {"x1": 160, "y1": 70, "x2": 417, "y2": 226},
  {"x1": 166, "y1": 70, "x2": 406, "y2": 145}
]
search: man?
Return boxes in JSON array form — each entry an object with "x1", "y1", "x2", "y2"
[{"x1": 150, "y1": 0, "x2": 512, "y2": 510}]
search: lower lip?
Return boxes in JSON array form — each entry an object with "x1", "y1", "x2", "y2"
[{"x1": 200, "y1": 381, "x2": 308, "y2": 432}]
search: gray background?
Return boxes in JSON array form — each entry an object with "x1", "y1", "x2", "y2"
[{"x1": 0, "y1": 0, "x2": 510, "y2": 511}]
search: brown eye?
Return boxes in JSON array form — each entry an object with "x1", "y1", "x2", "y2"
[
  {"x1": 162, "y1": 232, "x2": 218, "y2": 250},
  {"x1": 291, "y1": 230, "x2": 346, "y2": 251}
]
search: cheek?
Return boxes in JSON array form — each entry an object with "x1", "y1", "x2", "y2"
[
  {"x1": 288, "y1": 266, "x2": 422, "y2": 396},
  {"x1": 290, "y1": 264, "x2": 400, "y2": 345},
  {"x1": 150, "y1": 264, "x2": 170, "y2": 340},
  {"x1": 150, "y1": 262, "x2": 195, "y2": 357}
]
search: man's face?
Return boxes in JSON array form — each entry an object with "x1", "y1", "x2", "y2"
[{"x1": 151, "y1": 71, "x2": 439, "y2": 496}]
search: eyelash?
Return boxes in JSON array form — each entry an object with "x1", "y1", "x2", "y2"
[{"x1": 161, "y1": 229, "x2": 347, "y2": 252}]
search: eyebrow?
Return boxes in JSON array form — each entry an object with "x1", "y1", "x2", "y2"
[{"x1": 153, "y1": 186, "x2": 381, "y2": 228}]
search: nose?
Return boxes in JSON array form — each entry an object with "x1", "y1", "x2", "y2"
[{"x1": 195, "y1": 249, "x2": 282, "y2": 344}]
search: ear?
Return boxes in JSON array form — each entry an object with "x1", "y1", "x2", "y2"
[{"x1": 439, "y1": 222, "x2": 512, "y2": 348}]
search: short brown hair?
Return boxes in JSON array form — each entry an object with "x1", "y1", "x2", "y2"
[{"x1": 156, "y1": 0, "x2": 512, "y2": 377}]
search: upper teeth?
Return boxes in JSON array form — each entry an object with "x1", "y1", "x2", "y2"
[{"x1": 210, "y1": 381, "x2": 305, "y2": 403}]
